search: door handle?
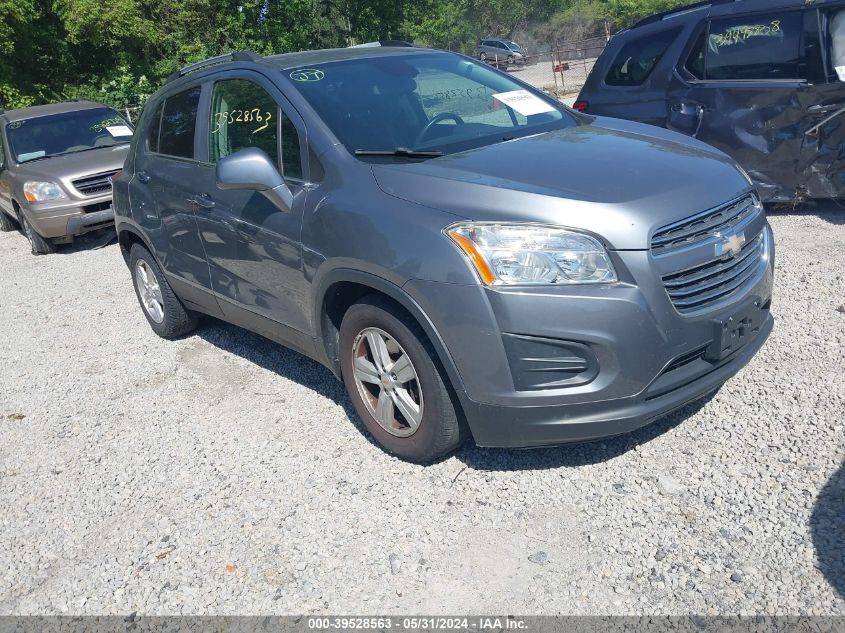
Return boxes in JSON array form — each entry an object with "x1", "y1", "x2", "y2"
[
  {"x1": 187, "y1": 194, "x2": 216, "y2": 209},
  {"x1": 137, "y1": 171, "x2": 150, "y2": 184}
]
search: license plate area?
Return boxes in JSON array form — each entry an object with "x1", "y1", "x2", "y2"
[{"x1": 705, "y1": 299, "x2": 765, "y2": 361}]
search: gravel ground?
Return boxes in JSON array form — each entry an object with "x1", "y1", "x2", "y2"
[{"x1": 0, "y1": 204, "x2": 843, "y2": 616}]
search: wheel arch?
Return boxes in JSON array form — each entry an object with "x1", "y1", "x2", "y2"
[
  {"x1": 117, "y1": 224, "x2": 156, "y2": 265},
  {"x1": 315, "y1": 269, "x2": 468, "y2": 405}
]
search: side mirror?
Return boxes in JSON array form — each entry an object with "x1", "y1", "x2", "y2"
[{"x1": 216, "y1": 147, "x2": 293, "y2": 212}]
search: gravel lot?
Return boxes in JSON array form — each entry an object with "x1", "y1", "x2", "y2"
[{"x1": 0, "y1": 204, "x2": 843, "y2": 616}]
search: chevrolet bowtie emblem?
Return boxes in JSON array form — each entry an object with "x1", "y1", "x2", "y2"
[{"x1": 715, "y1": 231, "x2": 746, "y2": 258}]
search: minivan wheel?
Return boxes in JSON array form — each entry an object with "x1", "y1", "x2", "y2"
[
  {"x1": 0, "y1": 210, "x2": 16, "y2": 232},
  {"x1": 507, "y1": 55, "x2": 515, "y2": 65},
  {"x1": 480, "y1": 52, "x2": 487, "y2": 61},
  {"x1": 339, "y1": 295, "x2": 467, "y2": 463},
  {"x1": 21, "y1": 216, "x2": 56, "y2": 255},
  {"x1": 129, "y1": 244, "x2": 197, "y2": 339}
]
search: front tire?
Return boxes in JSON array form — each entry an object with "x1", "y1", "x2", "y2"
[
  {"x1": 129, "y1": 244, "x2": 197, "y2": 339},
  {"x1": 21, "y1": 215, "x2": 56, "y2": 255},
  {"x1": 0, "y1": 210, "x2": 16, "y2": 232},
  {"x1": 339, "y1": 295, "x2": 467, "y2": 463}
]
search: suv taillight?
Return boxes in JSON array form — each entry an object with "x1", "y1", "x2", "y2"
[{"x1": 572, "y1": 100, "x2": 589, "y2": 113}]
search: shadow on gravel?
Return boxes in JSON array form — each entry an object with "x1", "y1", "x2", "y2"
[
  {"x1": 55, "y1": 228, "x2": 117, "y2": 255},
  {"x1": 195, "y1": 319, "x2": 388, "y2": 454},
  {"x1": 811, "y1": 461, "x2": 845, "y2": 600},
  {"x1": 767, "y1": 200, "x2": 845, "y2": 225},
  {"x1": 197, "y1": 318, "x2": 720, "y2": 470},
  {"x1": 455, "y1": 393, "x2": 715, "y2": 471}
]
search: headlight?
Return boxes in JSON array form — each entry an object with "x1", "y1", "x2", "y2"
[
  {"x1": 24, "y1": 181, "x2": 67, "y2": 202},
  {"x1": 445, "y1": 222, "x2": 617, "y2": 286}
]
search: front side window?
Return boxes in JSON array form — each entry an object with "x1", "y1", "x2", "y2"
[
  {"x1": 605, "y1": 28, "x2": 681, "y2": 86},
  {"x1": 287, "y1": 52, "x2": 572, "y2": 159},
  {"x1": 5, "y1": 107, "x2": 133, "y2": 163},
  {"x1": 209, "y1": 78, "x2": 302, "y2": 180},
  {"x1": 705, "y1": 12, "x2": 803, "y2": 80},
  {"x1": 158, "y1": 86, "x2": 201, "y2": 159}
]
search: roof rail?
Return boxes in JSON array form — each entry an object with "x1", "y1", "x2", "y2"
[
  {"x1": 166, "y1": 51, "x2": 262, "y2": 83},
  {"x1": 630, "y1": 0, "x2": 739, "y2": 30}
]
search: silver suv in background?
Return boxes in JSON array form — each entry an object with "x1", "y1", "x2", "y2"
[
  {"x1": 477, "y1": 38, "x2": 529, "y2": 65},
  {"x1": 0, "y1": 101, "x2": 132, "y2": 254}
]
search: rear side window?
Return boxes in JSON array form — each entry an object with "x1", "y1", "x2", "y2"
[
  {"x1": 605, "y1": 28, "x2": 680, "y2": 86},
  {"x1": 705, "y1": 12, "x2": 803, "y2": 80},
  {"x1": 158, "y1": 86, "x2": 201, "y2": 159}
]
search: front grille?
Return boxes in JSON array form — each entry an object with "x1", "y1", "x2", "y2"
[
  {"x1": 72, "y1": 171, "x2": 118, "y2": 196},
  {"x1": 662, "y1": 232, "x2": 766, "y2": 312},
  {"x1": 83, "y1": 201, "x2": 112, "y2": 213},
  {"x1": 651, "y1": 196, "x2": 757, "y2": 253},
  {"x1": 651, "y1": 195, "x2": 767, "y2": 314}
]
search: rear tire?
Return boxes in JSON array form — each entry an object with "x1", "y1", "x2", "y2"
[
  {"x1": 129, "y1": 243, "x2": 197, "y2": 339},
  {"x1": 339, "y1": 294, "x2": 467, "y2": 463},
  {"x1": 21, "y1": 215, "x2": 56, "y2": 255},
  {"x1": 0, "y1": 210, "x2": 16, "y2": 232}
]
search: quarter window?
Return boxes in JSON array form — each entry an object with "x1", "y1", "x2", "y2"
[
  {"x1": 705, "y1": 12, "x2": 803, "y2": 80},
  {"x1": 158, "y1": 86, "x2": 201, "y2": 159},
  {"x1": 144, "y1": 101, "x2": 163, "y2": 153},
  {"x1": 605, "y1": 28, "x2": 681, "y2": 86}
]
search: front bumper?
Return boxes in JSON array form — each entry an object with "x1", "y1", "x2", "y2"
[
  {"x1": 25, "y1": 197, "x2": 114, "y2": 239},
  {"x1": 404, "y1": 228, "x2": 775, "y2": 448}
]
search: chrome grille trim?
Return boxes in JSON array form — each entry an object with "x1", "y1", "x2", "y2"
[
  {"x1": 72, "y1": 171, "x2": 118, "y2": 196},
  {"x1": 651, "y1": 195, "x2": 757, "y2": 253}
]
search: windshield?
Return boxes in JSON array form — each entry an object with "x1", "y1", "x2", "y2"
[
  {"x1": 6, "y1": 107, "x2": 133, "y2": 163},
  {"x1": 287, "y1": 53, "x2": 575, "y2": 159},
  {"x1": 504, "y1": 41, "x2": 524, "y2": 52}
]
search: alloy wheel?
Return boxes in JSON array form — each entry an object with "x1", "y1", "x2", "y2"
[
  {"x1": 352, "y1": 327, "x2": 424, "y2": 437},
  {"x1": 134, "y1": 260, "x2": 165, "y2": 323}
]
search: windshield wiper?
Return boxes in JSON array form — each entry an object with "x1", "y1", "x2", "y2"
[{"x1": 354, "y1": 147, "x2": 443, "y2": 158}]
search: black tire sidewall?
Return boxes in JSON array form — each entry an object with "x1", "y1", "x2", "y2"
[
  {"x1": 0, "y1": 211, "x2": 15, "y2": 232},
  {"x1": 22, "y1": 216, "x2": 54, "y2": 254},
  {"x1": 129, "y1": 244, "x2": 195, "y2": 338},
  {"x1": 339, "y1": 300, "x2": 457, "y2": 462}
]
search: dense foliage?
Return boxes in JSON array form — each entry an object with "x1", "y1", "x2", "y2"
[{"x1": 0, "y1": 0, "x2": 690, "y2": 112}]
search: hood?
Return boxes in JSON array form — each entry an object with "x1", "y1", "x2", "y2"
[
  {"x1": 15, "y1": 144, "x2": 129, "y2": 197},
  {"x1": 372, "y1": 117, "x2": 753, "y2": 250}
]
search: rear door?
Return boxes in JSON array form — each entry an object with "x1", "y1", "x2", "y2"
[
  {"x1": 132, "y1": 85, "x2": 214, "y2": 292},
  {"x1": 666, "y1": 3, "x2": 819, "y2": 201}
]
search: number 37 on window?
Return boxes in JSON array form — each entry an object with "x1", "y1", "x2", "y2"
[{"x1": 211, "y1": 109, "x2": 273, "y2": 134}]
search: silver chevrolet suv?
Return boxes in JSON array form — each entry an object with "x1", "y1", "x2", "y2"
[{"x1": 0, "y1": 101, "x2": 132, "y2": 254}]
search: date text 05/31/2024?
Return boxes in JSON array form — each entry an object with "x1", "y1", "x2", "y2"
[{"x1": 307, "y1": 617, "x2": 528, "y2": 630}]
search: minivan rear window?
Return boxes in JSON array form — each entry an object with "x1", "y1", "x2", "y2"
[{"x1": 605, "y1": 28, "x2": 681, "y2": 86}]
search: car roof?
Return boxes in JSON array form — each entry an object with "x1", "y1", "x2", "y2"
[
  {"x1": 1, "y1": 100, "x2": 107, "y2": 123},
  {"x1": 263, "y1": 46, "x2": 447, "y2": 71},
  {"x1": 629, "y1": 0, "x2": 840, "y2": 31}
]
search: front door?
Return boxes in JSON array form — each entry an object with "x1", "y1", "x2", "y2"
[
  {"x1": 799, "y1": 4, "x2": 845, "y2": 198},
  {"x1": 192, "y1": 74, "x2": 311, "y2": 334},
  {"x1": 666, "y1": 4, "x2": 843, "y2": 202}
]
